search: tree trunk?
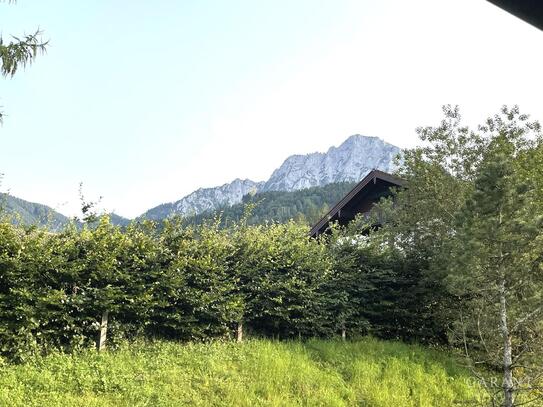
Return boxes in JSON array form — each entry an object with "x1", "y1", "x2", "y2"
[
  {"x1": 236, "y1": 321, "x2": 243, "y2": 343},
  {"x1": 341, "y1": 326, "x2": 346, "y2": 341},
  {"x1": 499, "y1": 280, "x2": 514, "y2": 407},
  {"x1": 97, "y1": 311, "x2": 108, "y2": 352}
]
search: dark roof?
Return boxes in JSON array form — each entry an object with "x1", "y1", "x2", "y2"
[
  {"x1": 309, "y1": 169, "x2": 404, "y2": 237},
  {"x1": 487, "y1": 0, "x2": 543, "y2": 30}
]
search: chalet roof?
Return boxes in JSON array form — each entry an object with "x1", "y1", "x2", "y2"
[{"x1": 309, "y1": 169, "x2": 404, "y2": 237}]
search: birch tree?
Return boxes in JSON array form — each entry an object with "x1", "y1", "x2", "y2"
[
  {"x1": 447, "y1": 108, "x2": 543, "y2": 406},
  {"x1": 377, "y1": 106, "x2": 543, "y2": 405}
]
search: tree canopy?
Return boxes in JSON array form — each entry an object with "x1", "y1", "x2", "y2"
[{"x1": 373, "y1": 106, "x2": 543, "y2": 406}]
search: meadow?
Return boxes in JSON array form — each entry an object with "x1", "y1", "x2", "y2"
[{"x1": 0, "y1": 338, "x2": 487, "y2": 407}]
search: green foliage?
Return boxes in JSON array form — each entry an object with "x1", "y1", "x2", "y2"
[
  {"x1": 376, "y1": 106, "x2": 482, "y2": 256},
  {"x1": 0, "y1": 338, "x2": 488, "y2": 406},
  {"x1": 445, "y1": 113, "x2": 543, "y2": 403},
  {"x1": 371, "y1": 105, "x2": 543, "y2": 405},
  {"x1": 232, "y1": 221, "x2": 333, "y2": 338},
  {"x1": 326, "y1": 227, "x2": 450, "y2": 343},
  {"x1": 0, "y1": 205, "x2": 447, "y2": 361},
  {"x1": 0, "y1": 30, "x2": 47, "y2": 77},
  {"x1": 0, "y1": 215, "x2": 338, "y2": 360},
  {"x1": 150, "y1": 220, "x2": 240, "y2": 340},
  {"x1": 1, "y1": 104, "x2": 541, "y2": 403}
]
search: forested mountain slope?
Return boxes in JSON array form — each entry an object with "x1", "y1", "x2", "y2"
[
  {"x1": 183, "y1": 181, "x2": 356, "y2": 227},
  {"x1": 0, "y1": 193, "x2": 71, "y2": 230},
  {"x1": 0, "y1": 193, "x2": 130, "y2": 230}
]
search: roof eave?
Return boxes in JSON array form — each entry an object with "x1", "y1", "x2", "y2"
[{"x1": 309, "y1": 169, "x2": 404, "y2": 237}]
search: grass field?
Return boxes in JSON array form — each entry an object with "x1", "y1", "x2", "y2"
[{"x1": 0, "y1": 338, "x2": 488, "y2": 406}]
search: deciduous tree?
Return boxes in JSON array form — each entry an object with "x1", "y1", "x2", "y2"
[{"x1": 447, "y1": 109, "x2": 543, "y2": 406}]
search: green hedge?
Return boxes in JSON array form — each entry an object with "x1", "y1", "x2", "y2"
[
  {"x1": 0, "y1": 215, "x2": 445, "y2": 362},
  {"x1": 0, "y1": 217, "x2": 338, "y2": 361}
]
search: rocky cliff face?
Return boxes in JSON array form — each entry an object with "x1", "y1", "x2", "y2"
[
  {"x1": 141, "y1": 135, "x2": 400, "y2": 220},
  {"x1": 4, "y1": 135, "x2": 401, "y2": 224},
  {"x1": 141, "y1": 178, "x2": 264, "y2": 220},
  {"x1": 261, "y1": 135, "x2": 400, "y2": 192}
]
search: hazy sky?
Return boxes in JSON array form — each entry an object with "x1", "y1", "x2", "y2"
[{"x1": 1, "y1": 0, "x2": 542, "y2": 218}]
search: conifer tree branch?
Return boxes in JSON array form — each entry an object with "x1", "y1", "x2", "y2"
[
  {"x1": 1, "y1": 2, "x2": 49, "y2": 123},
  {"x1": 0, "y1": 30, "x2": 48, "y2": 78}
]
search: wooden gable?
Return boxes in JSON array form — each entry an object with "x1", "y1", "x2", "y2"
[{"x1": 309, "y1": 169, "x2": 404, "y2": 237}]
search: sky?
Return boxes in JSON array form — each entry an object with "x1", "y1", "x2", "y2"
[{"x1": 1, "y1": 0, "x2": 542, "y2": 218}]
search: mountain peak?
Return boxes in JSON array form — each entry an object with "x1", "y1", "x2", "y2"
[
  {"x1": 336, "y1": 134, "x2": 391, "y2": 149},
  {"x1": 261, "y1": 135, "x2": 400, "y2": 192},
  {"x1": 140, "y1": 135, "x2": 400, "y2": 220},
  {"x1": 344, "y1": 133, "x2": 374, "y2": 141}
]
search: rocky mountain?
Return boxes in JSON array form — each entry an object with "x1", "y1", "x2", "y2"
[
  {"x1": 2, "y1": 135, "x2": 401, "y2": 225},
  {"x1": 141, "y1": 135, "x2": 400, "y2": 220},
  {"x1": 141, "y1": 179, "x2": 264, "y2": 221},
  {"x1": 261, "y1": 135, "x2": 400, "y2": 192}
]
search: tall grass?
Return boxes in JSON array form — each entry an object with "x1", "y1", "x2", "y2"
[{"x1": 0, "y1": 338, "x2": 487, "y2": 406}]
